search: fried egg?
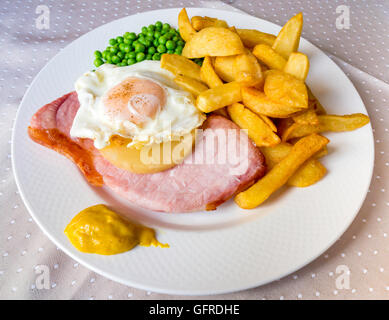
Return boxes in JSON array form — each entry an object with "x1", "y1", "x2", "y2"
[{"x1": 70, "y1": 61, "x2": 205, "y2": 149}]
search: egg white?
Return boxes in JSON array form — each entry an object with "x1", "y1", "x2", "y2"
[{"x1": 70, "y1": 61, "x2": 205, "y2": 149}]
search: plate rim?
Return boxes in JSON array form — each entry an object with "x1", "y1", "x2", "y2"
[{"x1": 11, "y1": 7, "x2": 375, "y2": 296}]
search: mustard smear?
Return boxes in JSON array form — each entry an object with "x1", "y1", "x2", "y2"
[{"x1": 64, "y1": 204, "x2": 169, "y2": 255}]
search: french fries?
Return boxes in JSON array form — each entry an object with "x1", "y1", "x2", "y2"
[
  {"x1": 284, "y1": 52, "x2": 309, "y2": 81},
  {"x1": 191, "y1": 16, "x2": 228, "y2": 30},
  {"x1": 288, "y1": 159, "x2": 327, "y2": 187},
  {"x1": 281, "y1": 114, "x2": 370, "y2": 141},
  {"x1": 196, "y1": 82, "x2": 242, "y2": 113},
  {"x1": 258, "y1": 114, "x2": 277, "y2": 132},
  {"x1": 161, "y1": 54, "x2": 201, "y2": 81},
  {"x1": 242, "y1": 87, "x2": 302, "y2": 118},
  {"x1": 234, "y1": 49, "x2": 263, "y2": 87},
  {"x1": 272, "y1": 12, "x2": 303, "y2": 58},
  {"x1": 227, "y1": 103, "x2": 280, "y2": 147},
  {"x1": 235, "y1": 134, "x2": 329, "y2": 208},
  {"x1": 182, "y1": 27, "x2": 245, "y2": 58},
  {"x1": 260, "y1": 142, "x2": 327, "y2": 187},
  {"x1": 252, "y1": 44, "x2": 287, "y2": 70},
  {"x1": 200, "y1": 56, "x2": 223, "y2": 88},
  {"x1": 174, "y1": 75, "x2": 208, "y2": 97},
  {"x1": 214, "y1": 56, "x2": 236, "y2": 82},
  {"x1": 178, "y1": 8, "x2": 197, "y2": 42},
  {"x1": 236, "y1": 29, "x2": 276, "y2": 48},
  {"x1": 264, "y1": 70, "x2": 308, "y2": 109}
]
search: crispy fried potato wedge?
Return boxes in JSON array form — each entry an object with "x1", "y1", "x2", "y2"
[
  {"x1": 235, "y1": 133, "x2": 329, "y2": 208},
  {"x1": 288, "y1": 159, "x2": 327, "y2": 187},
  {"x1": 284, "y1": 52, "x2": 310, "y2": 81},
  {"x1": 214, "y1": 56, "x2": 236, "y2": 82},
  {"x1": 252, "y1": 44, "x2": 287, "y2": 70},
  {"x1": 282, "y1": 114, "x2": 370, "y2": 141},
  {"x1": 178, "y1": 8, "x2": 197, "y2": 42},
  {"x1": 196, "y1": 82, "x2": 242, "y2": 113},
  {"x1": 293, "y1": 108, "x2": 319, "y2": 125},
  {"x1": 161, "y1": 54, "x2": 201, "y2": 81},
  {"x1": 242, "y1": 86, "x2": 302, "y2": 118},
  {"x1": 182, "y1": 27, "x2": 245, "y2": 58},
  {"x1": 174, "y1": 75, "x2": 208, "y2": 97},
  {"x1": 191, "y1": 16, "x2": 228, "y2": 31},
  {"x1": 272, "y1": 12, "x2": 303, "y2": 59},
  {"x1": 259, "y1": 114, "x2": 277, "y2": 132},
  {"x1": 264, "y1": 70, "x2": 308, "y2": 109},
  {"x1": 200, "y1": 56, "x2": 223, "y2": 88},
  {"x1": 307, "y1": 86, "x2": 326, "y2": 115},
  {"x1": 236, "y1": 29, "x2": 276, "y2": 48},
  {"x1": 234, "y1": 49, "x2": 264, "y2": 87},
  {"x1": 227, "y1": 103, "x2": 280, "y2": 147}
]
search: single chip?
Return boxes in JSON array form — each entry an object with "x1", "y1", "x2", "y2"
[
  {"x1": 264, "y1": 70, "x2": 308, "y2": 109},
  {"x1": 242, "y1": 86, "x2": 302, "y2": 118},
  {"x1": 287, "y1": 158, "x2": 327, "y2": 187},
  {"x1": 281, "y1": 113, "x2": 370, "y2": 141},
  {"x1": 227, "y1": 103, "x2": 280, "y2": 147},
  {"x1": 235, "y1": 133, "x2": 329, "y2": 208},
  {"x1": 252, "y1": 43, "x2": 287, "y2": 70},
  {"x1": 196, "y1": 81, "x2": 242, "y2": 113},
  {"x1": 178, "y1": 8, "x2": 197, "y2": 42},
  {"x1": 200, "y1": 56, "x2": 224, "y2": 88},
  {"x1": 174, "y1": 75, "x2": 208, "y2": 97},
  {"x1": 191, "y1": 16, "x2": 228, "y2": 31},
  {"x1": 214, "y1": 55, "x2": 236, "y2": 82},
  {"x1": 161, "y1": 53, "x2": 201, "y2": 81},
  {"x1": 272, "y1": 12, "x2": 303, "y2": 59},
  {"x1": 284, "y1": 52, "x2": 310, "y2": 81},
  {"x1": 182, "y1": 27, "x2": 245, "y2": 58},
  {"x1": 234, "y1": 49, "x2": 264, "y2": 87},
  {"x1": 236, "y1": 29, "x2": 276, "y2": 48}
]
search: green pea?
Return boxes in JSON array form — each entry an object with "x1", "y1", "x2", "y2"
[
  {"x1": 138, "y1": 37, "x2": 146, "y2": 45},
  {"x1": 116, "y1": 36, "x2": 124, "y2": 43},
  {"x1": 94, "y1": 50, "x2": 102, "y2": 59},
  {"x1": 166, "y1": 40, "x2": 176, "y2": 50},
  {"x1": 135, "y1": 43, "x2": 145, "y2": 53},
  {"x1": 154, "y1": 31, "x2": 161, "y2": 39},
  {"x1": 102, "y1": 50, "x2": 108, "y2": 59},
  {"x1": 111, "y1": 55, "x2": 120, "y2": 64},
  {"x1": 94, "y1": 58, "x2": 104, "y2": 67},
  {"x1": 158, "y1": 36, "x2": 167, "y2": 45},
  {"x1": 172, "y1": 36, "x2": 179, "y2": 42},
  {"x1": 136, "y1": 52, "x2": 146, "y2": 62},
  {"x1": 148, "y1": 24, "x2": 155, "y2": 31},
  {"x1": 123, "y1": 38, "x2": 132, "y2": 45},
  {"x1": 118, "y1": 51, "x2": 125, "y2": 59},
  {"x1": 124, "y1": 32, "x2": 131, "y2": 39},
  {"x1": 148, "y1": 46, "x2": 156, "y2": 55},
  {"x1": 146, "y1": 31, "x2": 154, "y2": 38},
  {"x1": 128, "y1": 51, "x2": 136, "y2": 59},
  {"x1": 119, "y1": 43, "x2": 126, "y2": 52},
  {"x1": 105, "y1": 52, "x2": 113, "y2": 62},
  {"x1": 132, "y1": 40, "x2": 139, "y2": 47},
  {"x1": 109, "y1": 38, "x2": 117, "y2": 46},
  {"x1": 155, "y1": 21, "x2": 162, "y2": 29},
  {"x1": 157, "y1": 44, "x2": 166, "y2": 53},
  {"x1": 144, "y1": 39, "x2": 152, "y2": 47},
  {"x1": 162, "y1": 23, "x2": 170, "y2": 30},
  {"x1": 152, "y1": 53, "x2": 161, "y2": 60},
  {"x1": 146, "y1": 35, "x2": 154, "y2": 42},
  {"x1": 109, "y1": 46, "x2": 118, "y2": 54},
  {"x1": 177, "y1": 40, "x2": 185, "y2": 47},
  {"x1": 141, "y1": 26, "x2": 148, "y2": 34},
  {"x1": 165, "y1": 33, "x2": 173, "y2": 40},
  {"x1": 167, "y1": 49, "x2": 174, "y2": 54},
  {"x1": 128, "y1": 58, "x2": 136, "y2": 65},
  {"x1": 146, "y1": 53, "x2": 152, "y2": 60},
  {"x1": 124, "y1": 44, "x2": 131, "y2": 53},
  {"x1": 153, "y1": 39, "x2": 159, "y2": 47},
  {"x1": 128, "y1": 32, "x2": 137, "y2": 40},
  {"x1": 175, "y1": 46, "x2": 183, "y2": 54}
]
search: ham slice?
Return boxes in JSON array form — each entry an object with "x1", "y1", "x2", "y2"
[{"x1": 28, "y1": 92, "x2": 266, "y2": 212}]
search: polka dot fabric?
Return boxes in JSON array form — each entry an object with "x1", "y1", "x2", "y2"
[{"x1": 0, "y1": 0, "x2": 388, "y2": 299}]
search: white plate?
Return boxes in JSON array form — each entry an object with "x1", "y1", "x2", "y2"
[{"x1": 12, "y1": 8, "x2": 374, "y2": 295}]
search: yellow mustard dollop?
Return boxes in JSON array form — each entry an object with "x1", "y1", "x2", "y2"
[{"x1": 64, "y1": 204, "x2": 169, "y2": 255}]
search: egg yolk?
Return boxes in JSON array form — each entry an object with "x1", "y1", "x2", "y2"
[
  {"x1": 103, "y1": 77, "x2": 166, "y2": 126},
  {"x1": 64, "y1": 204, "x2": 169, "y2": 255}
]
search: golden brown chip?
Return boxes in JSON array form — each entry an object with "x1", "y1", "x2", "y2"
[
  {"x1": 236, "y1": 29, "x2": 276, "y2": 48},
  {"x1": 178, "y1": 8, "x2": 197, "y2": 42},
  {"x1": 200, "y1": 56, "x2": 223, "y2": 88}
]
